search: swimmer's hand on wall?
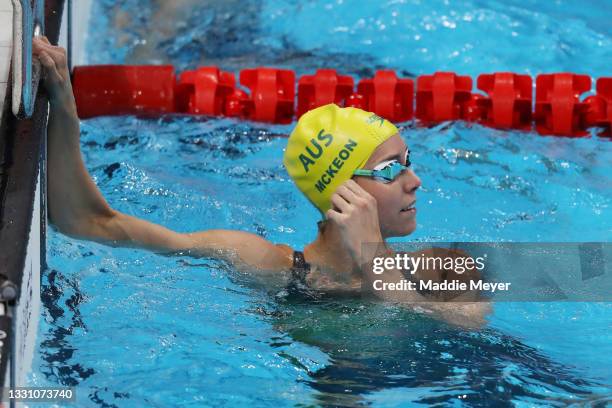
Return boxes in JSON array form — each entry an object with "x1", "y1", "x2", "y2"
[
  {"x1": 326, "y1": 180, "x2": 384, "y2": 266},
  {"x1": 33, "y1": 36, "x2": 76, "y2": 109}
]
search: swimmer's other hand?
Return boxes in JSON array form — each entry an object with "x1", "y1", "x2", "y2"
[
  {"x1": 32, "y1": 36, "x2": 75, "y2": 108},
  {"x1": 326, "y1": 179, "x2": 383, "y2": 265}
]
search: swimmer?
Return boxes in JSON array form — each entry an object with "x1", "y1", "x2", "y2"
[{"x1": 33, "y1": 37, "x2": 490, "y2": 328}]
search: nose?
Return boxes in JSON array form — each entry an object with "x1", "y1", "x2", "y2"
[{"x1": 402, "y1": 168, "x2": 421, "y2": 194}]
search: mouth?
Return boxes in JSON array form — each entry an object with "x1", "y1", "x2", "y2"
[{"x1": 400, "y1": 200, "x2": 417, "y2": 213}]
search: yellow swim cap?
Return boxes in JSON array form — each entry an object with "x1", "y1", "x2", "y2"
[{"x1": 283, "y1": 104, "x2": 398, "y2": 214}]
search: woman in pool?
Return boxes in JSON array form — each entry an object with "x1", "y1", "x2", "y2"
[{"x1": 34, "y1": 37, "x2": 489, "y2": 327}]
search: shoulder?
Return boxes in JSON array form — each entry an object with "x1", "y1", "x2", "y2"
[
  {"x1": 272, "y1": 243, "x2": 296, "y2": 270},
  {"x1": 226, "y1": 232, "x2": 296, "y2": 272},
  {"x1": 237, "y1": 240, "x2": 295, "y2": 276}
]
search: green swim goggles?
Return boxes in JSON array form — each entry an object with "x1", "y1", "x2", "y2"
[{"x1": 353, "y1": 150, "x2": 412, "y2": 183}]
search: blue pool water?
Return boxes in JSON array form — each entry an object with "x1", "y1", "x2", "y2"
[{"x1": 31, "y1": 1, "x2": 611, "y2": 406}]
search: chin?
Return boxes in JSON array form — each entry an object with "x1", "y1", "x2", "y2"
[
  {"x1": 400, "y1": 225, "x2": 416, "y2": 237},
  {"x1": 384, "y1": 219, "x2": 416, "y2": 238},
  {"x1": 401, "y1": 218, "x2": 417, "y2": 236}
]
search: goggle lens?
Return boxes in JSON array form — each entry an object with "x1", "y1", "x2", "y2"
[
  {"x1": 353, "y1": 150, "x2": 412, "y2": 183},
  {"x1": 371, "y1": 150, "x2": 411, "y2": 183}
]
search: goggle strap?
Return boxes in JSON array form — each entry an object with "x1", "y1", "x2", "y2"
[{"x1": 353, "y1": 169, "x2": 374, "y2": 177}]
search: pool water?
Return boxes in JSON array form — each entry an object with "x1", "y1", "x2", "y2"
[{"x1": 31, "y1": 1, "x2": 611, "y2": 407}]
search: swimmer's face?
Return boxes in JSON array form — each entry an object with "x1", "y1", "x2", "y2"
[{"x1": 354, "y1": 134, "x2": 421, "y2": 238}]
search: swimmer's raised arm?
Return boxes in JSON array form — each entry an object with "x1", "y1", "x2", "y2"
[
  {"x1": 35, "y1": 37, "x2": 118, "y2": 240},
  {"x1": 35, "y1": 38, "x2": 292, "y2": 275}
]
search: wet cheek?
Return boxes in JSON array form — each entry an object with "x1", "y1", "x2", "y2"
[
  {"x1": 370, "y1": 184, "x2": 400, "y2": 220},
  {"x1": 378, "y1": 197, "x2": 405, "y2": 237},
  {"x1": 377, "y1": 196, "x2": 398, "y2": 224}
]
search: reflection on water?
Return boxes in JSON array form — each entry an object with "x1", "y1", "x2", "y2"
[{"x1": 89, "y1": 0, "x2": 384, "y2": 77}]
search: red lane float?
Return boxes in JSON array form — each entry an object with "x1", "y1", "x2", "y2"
[
  {"x1": 584, "y1": 78, "x2": 612, "y2": 137},
  {"x1": 71, "y1": 65, "x2": 612, "y2": 138},
  {"x1": 239, "y1": 68, "x2": 295, "y2": 123},
  {"x1": 415, "y1": 72, "x2": 472, "y2": 123},
  {"x1": 356, "y1": 70, "x2": 413, "y2": 122},
  {"x1": 476, "y1": 73, "x2": 532, "y2": 130},
  {"x1": 175, "y1": 67, "x2": 235, "y2": 115},
  {"x1": 297, "y1": 69, "x2": 354, "y2": 118},
  {"x1": 224, "y1": 88, "x2": 251, "y2": 119},
  {"x1": 72, "y1": 65, "x2": 176, "y2": 119},
  {"x1": 534, "y1": 73, "x2": 591, "y2": 137}
]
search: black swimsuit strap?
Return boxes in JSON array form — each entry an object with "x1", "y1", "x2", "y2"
[{"x1": 291, "y1": 250, "x2": 311, "y2": 284}]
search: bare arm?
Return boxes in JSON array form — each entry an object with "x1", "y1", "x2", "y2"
[
  {"x1": 34, "y1": 38, "x2": 292, "y2": 275},
  {"x1": 31, "y1": 38, "x2": 106, "y2": 234}
]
